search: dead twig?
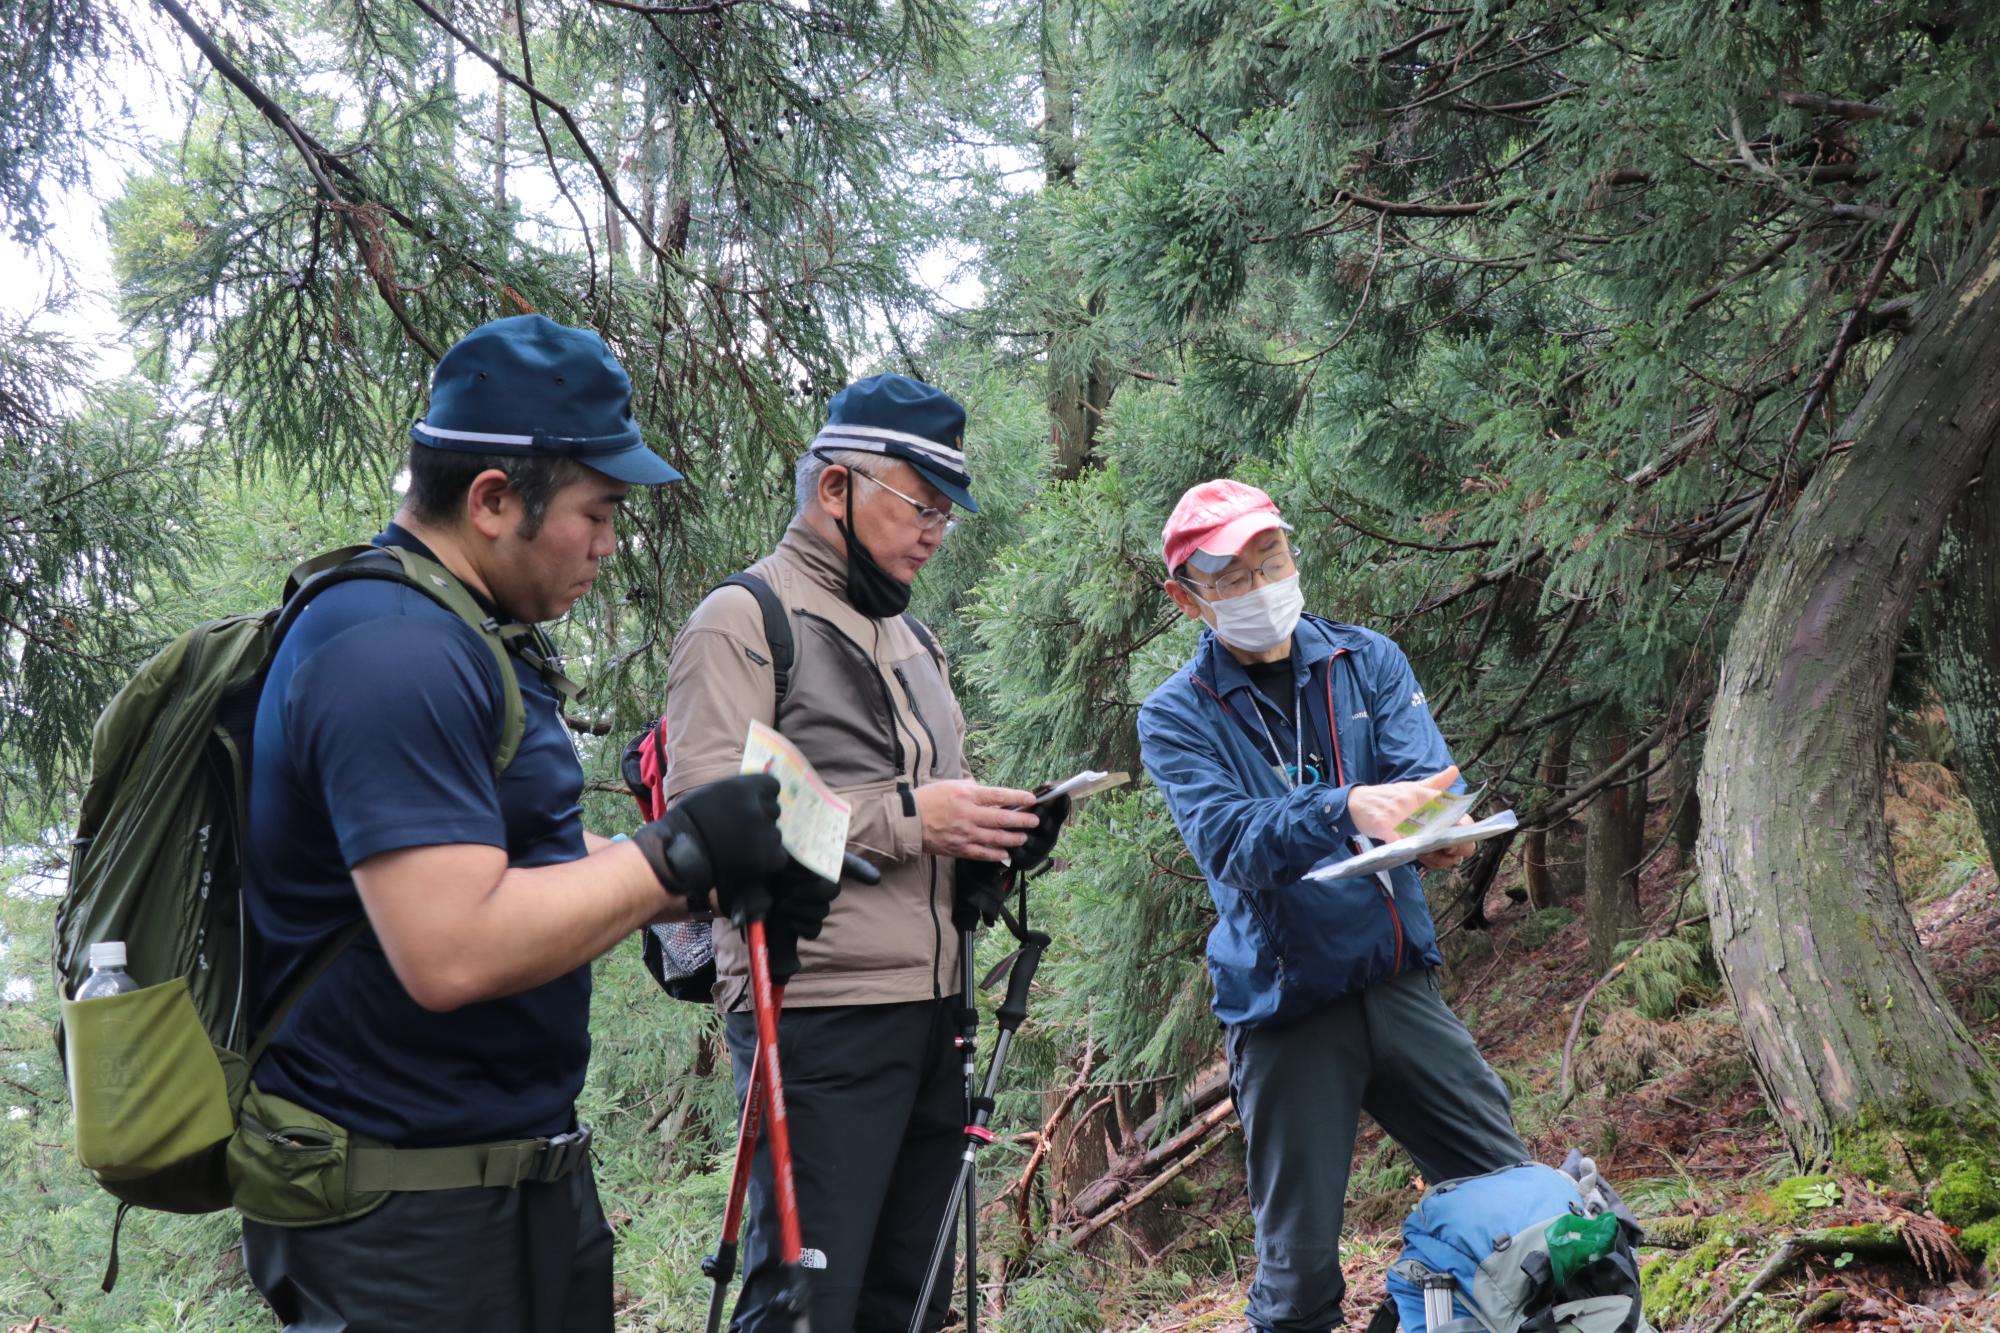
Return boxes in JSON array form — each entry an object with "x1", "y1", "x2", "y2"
[{"x1": 1064, "y1": 1121, "x2": 1239, "y2": 1249}]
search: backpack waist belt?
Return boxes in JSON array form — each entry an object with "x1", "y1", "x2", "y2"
[{"x1": 347, "y1": 1125, "x2": 593, "y2": 1192}]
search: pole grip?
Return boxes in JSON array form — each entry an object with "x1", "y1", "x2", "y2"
[{"x1": 995, "y1": 937, "x2": 1044, "y2": 1030}]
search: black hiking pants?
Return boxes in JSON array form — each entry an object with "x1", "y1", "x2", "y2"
[
  {"x1": 1227, "y1": 966, "x2": 1529, "y2": 1333},
  {"x1": 724, "y1": 997, "x2": 963, "y2": 1333},
  {"x1": 240, "y1": 1164, "x2": 613, "y2": 1332}
]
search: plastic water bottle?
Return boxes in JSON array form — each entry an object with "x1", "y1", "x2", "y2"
[{"x1": 75, "y1": 941, "x2": 138, "y2": 1000}]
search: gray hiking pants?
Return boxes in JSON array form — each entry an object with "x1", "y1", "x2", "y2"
[{"x1": 1227, "y1": 966, "x2": 1528, "y2": 1333}]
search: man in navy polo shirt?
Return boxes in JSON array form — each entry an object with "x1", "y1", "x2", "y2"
[
  {"x1": 241, "y1": 315, "x2": 833, "y2": 1332},
  {"x1": 1137, "y1": 479, "x2": 1529, "y2": 1333}
]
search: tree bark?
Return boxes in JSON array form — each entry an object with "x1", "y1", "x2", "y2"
[
  {"x1": 1584, "y1": 711, "x2": 1645, "y2": 972},
  {"x1": 1698, "y1": 211, "x2": 2000, "y2": 1167},
  {"x1": 1040, "y1": 0, "x2": 1113, "y2": 479},
  {"x1": 1928, "y1": 450, "x2": 2000, "y2": 863},
  {"x1": 492, "y1": 1, "x2": 515, "y2": 214},
  {"x1": 1668, "y1": 736, "x2": 1701, "y2": 859},
  {"x1": 1524, "y1": 728, "x2": 1574, "y2": 907}
]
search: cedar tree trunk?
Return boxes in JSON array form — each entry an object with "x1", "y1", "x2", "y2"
[
  {"x1": 1929, "y1": 450, "x2": 2000, "y2": 863},
  {"x1": 1698, "y1": 213, "x2": 2000, "y2": 1166},
  {"x1": 1584, "y1": 711, "x2": 1645, "y2": 972}
]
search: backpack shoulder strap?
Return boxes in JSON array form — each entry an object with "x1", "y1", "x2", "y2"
[
  {"x1": 717, "y1": 571, "x2": 795, "y2": 707},
  {"x1": 276, "y1": 545, "x2": 576, "y2": 775},
  {"x1": 902, "y1": 612, "x2": 943, "y2": 668}
]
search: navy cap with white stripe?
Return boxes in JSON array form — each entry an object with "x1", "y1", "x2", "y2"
[
  {"x1": 411, "y1": 314, "x2": 683, "y2": 486},
  {"x1": 809, "y1": 373, "x2": 977, "y2": 512}
]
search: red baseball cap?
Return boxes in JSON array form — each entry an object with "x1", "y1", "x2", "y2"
[{"x1": 1161, "y1": 479, "x2": 1292, "y2": 575}]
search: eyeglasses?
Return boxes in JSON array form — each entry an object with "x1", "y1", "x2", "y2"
[
  {"x1": 851, "y1": 468, "x2": 958, "y2": 537},
  {"x1": 1178, "y1": 544, "x2": 1301, "y2": 600}
]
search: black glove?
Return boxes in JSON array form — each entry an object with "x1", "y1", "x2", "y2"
[
  {"x1": 765, "y1": 856, "x2": 840, "y2": 940},
  {"x1": 747, "y1": 858, "x2": 840, "y2": 985},
  {"x1": 952, "y1": 857, "x2": 1007, "y2": 932},
  {"x1": 631, "y1": 774, "x2": 786, "y2": 916},
  {"x1": 1009, "y1": 794, "x2": 1070, "y2": 872}
]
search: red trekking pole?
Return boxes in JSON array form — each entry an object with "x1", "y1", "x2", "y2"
[{"x1": 704, "y1": 852, "x2": 879, "y2": 1333}]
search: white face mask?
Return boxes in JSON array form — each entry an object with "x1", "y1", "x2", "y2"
[{"x1": 1197, "y1": 573, "x2": 1305, "y2": 652}]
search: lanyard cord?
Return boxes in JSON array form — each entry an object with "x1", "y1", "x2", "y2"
[
  {"x1": 1250, "y1": 680, "x2": 1306, "y2": 789},
  {"x1": 1247, "y1": 661, "x2": 1343, "y2": 789}
]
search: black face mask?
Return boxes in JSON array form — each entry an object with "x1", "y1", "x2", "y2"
[{"x1": 838, "y1": 503, "x2": 912, "y2": 618}]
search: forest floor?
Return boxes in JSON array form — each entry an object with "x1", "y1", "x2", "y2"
[{"x1": 1107, "y1": 769, "x2": 2000, "y2": 1333}]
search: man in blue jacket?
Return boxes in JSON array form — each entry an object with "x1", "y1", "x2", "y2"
[{"x1": 1137, "y1": 479, "x2": 1529, "y2": 1333}]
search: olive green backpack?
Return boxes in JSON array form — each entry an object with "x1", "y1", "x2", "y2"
[{"x1": 51, "y1": 543, "x2": 558, "y2": 1288}]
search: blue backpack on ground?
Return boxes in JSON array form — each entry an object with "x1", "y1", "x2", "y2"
[{"x1": 1385, "y1": 1161, "x2": 1650, "y2": 1333}]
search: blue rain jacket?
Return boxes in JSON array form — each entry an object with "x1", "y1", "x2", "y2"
[{"x1": 1137, "y1": 613, "x2": 1460, "y2": 1028}]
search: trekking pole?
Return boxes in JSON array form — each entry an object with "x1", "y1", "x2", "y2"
[
  {"x1": 1422, "y1": 1273, "x2": 1458, "y2": 1330},
  {"x1": 703, "y1": 1028, "x2": 768, "y2": 1333},
  {"x1": 956, "y1": 926, "x2": 980, "y2": 1331},
  {"x1": 909, "y1": 881, "x2": 1051, "y2": 1333},
  {"x1": 704, "y1": 852, "x2": 879, "y2": 1333},
  {"x1": 743, "y1": 914, "x2": 810, "y2": 1333}
]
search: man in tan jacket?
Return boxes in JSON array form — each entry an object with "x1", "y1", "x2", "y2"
[{"x1": 664, "y1": 374, "x2": 1061, "y2": 1332}]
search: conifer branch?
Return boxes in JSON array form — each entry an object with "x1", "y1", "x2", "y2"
[
  {"x1": 151, "y1": 0, "x2": 444, "y2": 359},
  {"x1": 510, "y1": 0, "x2": 599, "y2": 308},
  {"x1": 401, "y1": 0, "x2": 761, "y2": 306},
  {"x1": 588, "y1": 0, "x2": 756, "y2": 13},
  {"x1": 1772, "y1": 89, "x2": 2000, "y2": 139}
]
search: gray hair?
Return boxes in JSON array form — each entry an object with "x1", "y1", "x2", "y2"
[{"x1": 795, "y1": 447, "x2": 889, "y2": 513}]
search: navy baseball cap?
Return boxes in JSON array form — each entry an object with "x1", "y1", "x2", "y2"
[
  {"x1": 808, "y1": 373, "x2": 977, "y2": 512},
  {"x1": 411, "y1": 314, "x2": 682, "y2": 485}
]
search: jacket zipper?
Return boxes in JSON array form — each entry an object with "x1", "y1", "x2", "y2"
[
  {"x1": 1375, "y1": 873, "x2": 1406, "y2": 973},
  {"x1": 891, "y1": 654, "x2": 946, "y2": 997},
  {"x1": 892, "y1": 665, "x2": 939, "y2": 776},
  {"x1": 1243, "y1": 895, "x2": 1289, "y2": 983}
]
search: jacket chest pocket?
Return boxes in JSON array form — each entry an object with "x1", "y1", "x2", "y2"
[
  {"x1": 783, "y1": 614, "x2": 904, "y2": 788},
  {"x1": 1327, "y1": 664, "x2": 1374, "y2": 786},
  {"x1": 889, "y1": 648, "x2": 963, "y2": 780}
]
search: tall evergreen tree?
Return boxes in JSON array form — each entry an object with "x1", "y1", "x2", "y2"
[{"x1": 965, "y1": 0, "x2": 2000, "y2": 1167}]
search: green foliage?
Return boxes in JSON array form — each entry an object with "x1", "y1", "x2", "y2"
[
  {"x1": 0, "y1": 312, "x2": 206, "y2": 812},
  {"x1": 1639, "y1": 1232, "x2": 1734, "y2": 1327},
  {"x1": 0, "y1": 0, "x2": 125, "y2": 245},
  {"x1": 1605, "y1": 926, "x2": 1720, "y2": 1021},
  {"x1": 1513, "y1": 905, "x2": 1575, "y2": 952},
  {"x1": 1930, "y1": 1157, "x2": 2000, "y2": 1229},
  {"x1": 995, "y1": 1246, "x2": 1103, "y2": 1333},
  {"x1": 1959, "y1": 1216, "x2": 2000, "y2": 1270},
  {"x1": 1763, "y1": 1174, "x2": 1841, "y2": 1221}
]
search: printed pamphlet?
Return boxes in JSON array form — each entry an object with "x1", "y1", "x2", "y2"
[{"x1": 741, "y1": 720, "x2": 852, "y2": 883}]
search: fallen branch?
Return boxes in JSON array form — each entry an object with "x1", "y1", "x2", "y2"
[
  {"x1": 1703, "y1": 1239, "x2": 1803, "y2": 1333},
  {"x1": 1067, "y1": 1096, "x2": 1236, "y2": 1220},
  {"x1": 1701, "y1": 1225, "x2": 1916, "y2": 1333},
  {"x1": 1064, "y1": 1120, "x2": 1240, "y2": 1249},
  {"x1": 1008, "y1": 1042, "x2": 1097, "y2": 1233}
]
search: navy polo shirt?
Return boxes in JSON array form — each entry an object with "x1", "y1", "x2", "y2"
[{"x1": 244, "y1": 525, "x2": 590, "y2": 1147}]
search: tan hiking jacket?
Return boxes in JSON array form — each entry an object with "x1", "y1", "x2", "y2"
[{"x1": 663, "y1": 517, "x2": 966, "y2": 1011}]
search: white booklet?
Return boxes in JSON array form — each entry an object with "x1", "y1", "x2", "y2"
[
  {"x1": 740, "y1": 720, "x2": 852, "y2": 882},
  {"x1": 1032, "y1": 770, "x2": 1130, "y2": 806},
  {"x1": 1305, "y1": 786, "x2": 1518, "y2": 882}
]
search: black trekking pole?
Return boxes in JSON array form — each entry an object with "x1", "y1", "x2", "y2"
[{"x1": 908, "y1": 875, "x2": 1050, "y2": 1333}]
